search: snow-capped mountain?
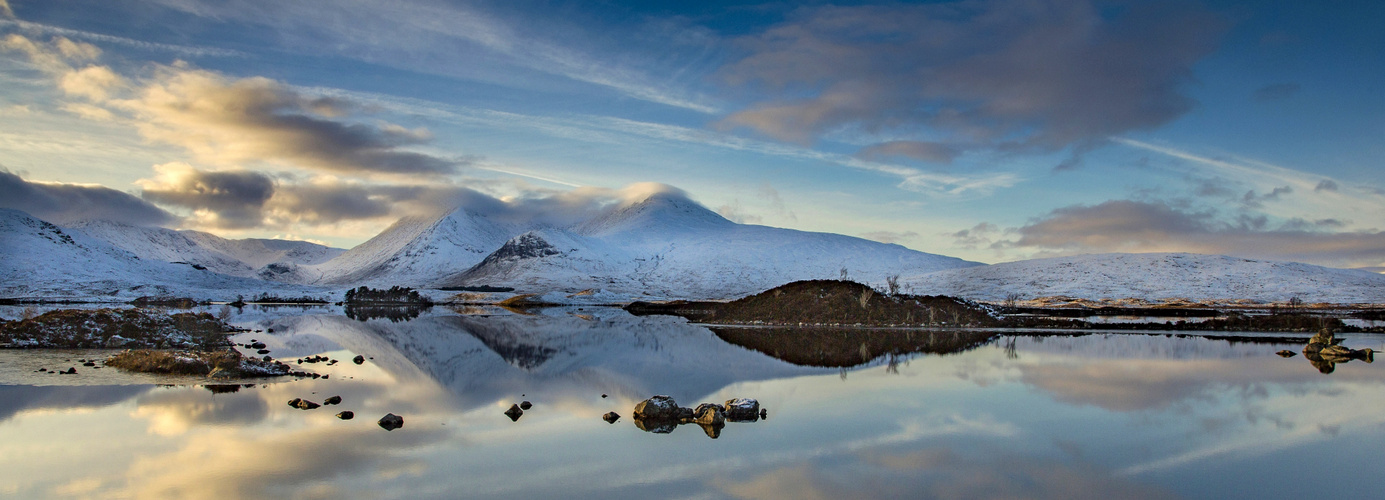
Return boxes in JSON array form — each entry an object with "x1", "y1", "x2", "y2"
[
  {"x1": 0, "y1": 209, "x2": 325, "y2": 300},
  {"x1": 905, "y1": 252, "x2": 1385, "y2": 303},
  {"x1": 438, "y1": 193, "x2": 980, "y2": 299},
  {"x1": 309, "y1": 207, "x2": 520, "y2": 286},
  {"x1": 65, "y1": 219, "x2": 343, "y2": 282}
]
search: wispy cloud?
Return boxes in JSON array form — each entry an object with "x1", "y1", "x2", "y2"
[
  {"x1": 146, "y1": 0, "x2": 717, "y2": 113},
  {"x1": 0, "y1": 18, "x2": 245, "y2": 58}
]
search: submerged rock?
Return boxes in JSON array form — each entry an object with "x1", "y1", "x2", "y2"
[
  {"x1": 633, "y1": 395, "x2": 682, "y2": 421},
  {"x1": 353, "y1": 354, "x2": 365, "y2": 365},
  {"x1": 1276, "y1": 350, "x2": 1297, "y2": 358},
  {"x1": 520, "y1": 401, "x2": 533, "y2": 410},
  {"x1": 288, "y1": 398, "x2": 320, "y2": 410},
  {"x1": 378, "y1": 413, "x2": 404, "y2": 431},
  {"x1": 693, "y1": 403, "x2": 725, "y2": 427},
  {"x1": 602, "y1": 412, "x2": 620, "y2": 424},
  {"x1": 504, "y1": 404, "x2": 524, "y2": 421},
  {"x1": 336, "y1": 411, "x2": 354, "y2": 420},
  {"x1": 724, "y1": 398, "x2": 761, "y2": 421},
  {"x1": 323, "y1": 395, "x2": 342, "y2": 405}
]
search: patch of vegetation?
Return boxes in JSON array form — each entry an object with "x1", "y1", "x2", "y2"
[
  {"x1": 439, "y1": 285, "x2": 515, "y2": 293},
  {"x1": 231, "y1": 293, "x2": 329, "y2": 305},
  {"x1": 130, "y1": 296, "x2": 201, "y2": 308},
  {"x1": 627, "y1": 280, "x2": 1001, "y2": 327},
  {"x1": 0, "y1": 309, "x2": 230, "y2": 349},
  {"x1": 344, "y1": 304, "x2": 428, "y2": 322},
  {"x1": 712, "y1": 327, "x2": 999, "y2": 367},
  {"x1": 105, "y1": 348, "x2": 290, "y2": 378},
  {"x1": 344, "y1": 286, "x2": 432, "y2": 305},
  {"x1": 1003, "y1": 312, "x2": 1354, "y2": 333}
]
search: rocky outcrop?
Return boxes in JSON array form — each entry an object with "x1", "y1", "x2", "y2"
[
  {"x1": 288, "y1": 398, "x2": 320, "y2": 410},
  {"x1": 724, "y1": 398, "x2": 760, "y2": 422},
  {"x1": 504, "y1": 404, "x2": 523, "y2": 421},
  {"x1": 602, "y1": 412, "x2": 620, "y2": 424},
  {"x1": 631, "y1": 396, "x2": 763, "y2": 439},
  {"x1": 1302, "y1": 329, "x2": 1374, "y2": 373},
  {"x1": 633, "y1": 395, "x2": 682, "y2": 421}
]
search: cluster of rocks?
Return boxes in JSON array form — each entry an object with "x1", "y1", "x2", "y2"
[
  {"x1": 35, "y1": 366, "x2": 81, "y2": 375},
  {"x1": 1297, "y1": 329, "x2": 1374, "y2": 374},
  {"x1": 285, "y1": 394, "x2": 396, "y2": 428},
  {"x1": 503, "y1": 400, "x2": 534, "y2": 421},
  {"x1": 628, "y1": 395, "x2": 766, "y2": 439}
]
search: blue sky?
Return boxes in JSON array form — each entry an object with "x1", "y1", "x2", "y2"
[{"x1": 0, "y1": 0, "x2": 1381, "y2": 269}]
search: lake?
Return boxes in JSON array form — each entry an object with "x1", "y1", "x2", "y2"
[{"x1": 2, "y1": 306, "x2": 1383, "y2": 499}]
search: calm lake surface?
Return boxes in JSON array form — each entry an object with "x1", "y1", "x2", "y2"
[{"x1": 2, "y1": 306, "x2": 1384, "y2": 499}]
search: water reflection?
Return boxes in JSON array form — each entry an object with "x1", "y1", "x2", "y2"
[{"x1": 0, "y1": 310, "x2": 1383, "y2": 499}]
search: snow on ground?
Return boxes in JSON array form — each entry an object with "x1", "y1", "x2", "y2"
[{"x1": 905, "y1": 252, "x2": 1385, "y2": 304}]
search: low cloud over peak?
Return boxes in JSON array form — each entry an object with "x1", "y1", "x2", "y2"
[
  {"x1": 0, "y1": 169, "x2": 176, "y2": 226},
  {"x1": 978, "y1": 199, "x2": 1385, "y2": 269}
]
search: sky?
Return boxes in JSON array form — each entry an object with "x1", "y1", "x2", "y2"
[{"x1": 0, "y1": 0, "x2": 1382, "y2": 269}]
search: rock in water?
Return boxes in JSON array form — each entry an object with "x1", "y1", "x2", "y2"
[
  {"x1": 633, "y1": 395, "x2": 682, "y2": 420},
  {"x1": 504, "y1": 404, "x2": 524, "y2": 421},
  {"x1": 1276, "y1": 350, "x2": 1297, "y2": 358},
  {"x1": 724, "y1": 398, "x2": 761, "y2": 421},
  {"x1": 353, "y1": 355, "x2": 365, "y2": 365},
  {"x1": 693, "y1": 403, "x2": 726, "y2": 427},
  {"x1": 288, "y1": 398, "x2": 320, "y2": 410},
  {"x1": 323, "y1": 395, "x2": 342, "y2": 405},
  {"x1": 378, "y1": 413, "x2": 404, "y2": 431},
  {"x1": 336, "y1": 411, "x2": 354, "y2": 420},
  {"x1": 520, "y1": 401, "x2": 533, "y2": 410},
  {"x1": 1320, "y1": 344, "x2": 1354, "y2": 358},
  {"x1": 602, "y1": 412, "x2": 620, "y2": 424}
]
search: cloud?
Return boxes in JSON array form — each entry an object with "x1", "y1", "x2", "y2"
[
  {"x1": 117, "y1": 67, "x2": 459, "y2": 176},
  {"x1": 1240, "y1": 185, "x2": 1292, "y2": 209},
  {"x1": 0, "y1": 168, "x2": 177, "y2": 226},
  {"x1": 1315, "y1": 179, "x2": 1339, "y2": 192},
  {"x1": 1009, "y1": 199, "x2": 1385, "y2": 268},
  {"x1": 1253, "y1": 83, "x2": 1301, "y2": 101},
  {"x1": 137, "y1": 162, "x2": 275, "y2": 229},
  {"x1": 949, "y1": 222, "x2": 1001, "y2": 250},
  {"x1": 719, "y1": 0, "x2": 1225, "y2": 158},
  {"x1": 854, "y1": 141, "x2": 959, "y2": 164},
  {"x1": 0, "y1": 0, "x2": 13, "y2": 19}
]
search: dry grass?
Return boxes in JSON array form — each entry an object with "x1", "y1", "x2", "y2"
[{"x1": 105, "y1": 349, "x2": 239, "y2": 375}]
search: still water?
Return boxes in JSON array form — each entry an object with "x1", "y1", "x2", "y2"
[{"x1": 2, "y1": 306, "x2": 1383, "y2": 499}]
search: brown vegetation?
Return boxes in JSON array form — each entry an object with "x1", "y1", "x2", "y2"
[
  {"x1": 712, "y1": 327, "x2": 998, "y2": 367},
  {"x1": 0, "y1": 308, "x2": 229, "y2": 349},
  {"x1": 627, "y1": 280, "x2": 1001, "y2": 327}
]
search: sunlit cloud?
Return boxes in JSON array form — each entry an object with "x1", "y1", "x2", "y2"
[{"x1": 0, "y1": 168, "x2": 176, "y2": 226}]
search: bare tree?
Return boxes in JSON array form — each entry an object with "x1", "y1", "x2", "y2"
[
  {"x1": 839, "y1": 267, "x2": 849, "y2": 281},
  {"x1": 1288, "y1": 296, "x2": 1304, "y2": 309},
  {"x1": 1003, "y1": 292, "x2": 1023, "y2": 309},
  {"x1": 885, "y1": 275, "x2": 900, "y2": 296}
]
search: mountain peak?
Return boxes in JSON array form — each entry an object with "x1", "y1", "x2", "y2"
[{"x1": 578, "y1": 192, "x2": 731, "y2": 237}]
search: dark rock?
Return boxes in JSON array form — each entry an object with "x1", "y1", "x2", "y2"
[
  {"x1": 504, "y1": 404, "x2": 524, "y2": 421},
  {"x1": 266, "y1": 328, "x2": 274, "y2": 333},
  {"x1": 336, "y1": 411, "x2": 354, "y2": 420},
  {"x1": 760, "y1": 408, "x2": 768, "y2": 420},
  {"x1": 378, "y1": 413, "x2": 404, "y2": 431},
  {"x1": 353, "y1": 355, "x2": 365, "y2": 365},
  {"x1": 633, "y1": 395, "x2": 682, "y2": 420},
  {"x1": 693, "y1": 403, "x2": 725, "y2": 427},
  {"x1": 256, "y1": 349, "x2": 271, "y2": 355},
  {"x1": 1320, "y1": 344, "x2": 1354, "y2": 359},
  {"x1": 250, "y1": 342, "x2": 267, "y2": 350},
  {"x1": 601, "y1": 394, "x2": 608, "y2": 398},
  {"x1": 321, "y1": 374, "x2": 329, "y2": 380},
  {"x1": 288, "y1": 398, "x2": 320, "y2": 410},
  {"x1": 82, "y1": 361, "x2": 96, "y2": 367},
  {"x1": 520, "y1": 401, "x2": 532, "y2": 410},
  {"x1": 63, "y1": 367, "x2": 77, "y2": 374},
  {"x1": 262, "y1": 355, "x2": 273, "y2": 362},
  {"x1": 323, "y1": 395, "x2": 342, "y2": 405},
  {"x1": 633, "y1": 418, "x2": 677, "y2": 434},
  {"x1": 1276, "y1": 350, "x2": 1296, "y2": 358},
  {"x1": 699, "y1": 423, "x2": 723, "y2": 439},
  {"x1": 724, "y1": 398, "x2": 761, "y2": 421},
  {"x1": 602, "y1": 412, "x2": 620, "y2": 424}
]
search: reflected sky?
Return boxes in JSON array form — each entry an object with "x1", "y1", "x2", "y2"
[{"x1": 1, "y1": 310, "x2": 1382, "y2": 499}]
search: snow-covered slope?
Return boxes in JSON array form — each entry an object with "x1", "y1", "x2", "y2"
[
  {"x1": 906, "y1": 252, "x2": 1385, "y2": 303},
  {"x1": 65, "y1": 219, "x2": 343, "y2": 282},
  {"x1": 439, "y1": 193, "x2": 980, "y2": 299},
  {"x1": 309, "y1": 207, "x2": 519, "y2": 286},
  {"x1": 0, "y1": 209, "x2": 326, "y2": 301}
]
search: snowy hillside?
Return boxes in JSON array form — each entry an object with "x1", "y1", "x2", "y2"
[
  {"x1": 439, "y1": 193, "x2": 980, "y2": 299},
  {"x1": 0, "y1": 209, "x2": 328, "y2": 301},
  {"x1": 66, "y1": 219, "x2": 343, "y2": 282},
  {"x1": 906, "y1": 253, "x2": 1385, "y2": 303},
  {"x1": 309, "y1": 208, "x2": 519, "y2": 286}
]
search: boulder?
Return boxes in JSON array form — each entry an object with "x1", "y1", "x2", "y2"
[
  {"x1": 699, "y1": 423, "x2": 722, "y2": 439},
  {"x1": 693, "y1": 403, "x2": 725, "y2": 427},
  {"x1": 724, "y1": 398, "x2": 761, "y2": 421},
  {"x1": 602, "y1": 412, "x2": 620, "y2": 424},
  {"x1": 504, "y1": 404, "x2": 524, "y2": 421},
  {"x1": 378, "y1": 413, "x2": 404, "y2": 431},
  {"x1": 323, "y1": 395, "x2": 342, "y2": 405},
  {"x1": 288, "y1": 398, "x2": 320, "y2": 410},
  {"x1": 633, "y1": 418, "x2": 677, "y2": 434},
  {"x1": 353, "y1": 354, "x2": 365, "y2": 365},
  {"x1": 1276, "y1": 350, "x2": 1296, "y2": 358},
  {"x1": 1320, "y1": 344, "x2": 1354, "y2": 358},
  {"x1": 336, "y1": 411, "x2": 354, "y2": 420},
  {"x1": 520, "y1": 401, "x2": 533, "y2": 410},
  {"x1": 633, "y1": 395, "x2": 682, "y2": 421}
]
